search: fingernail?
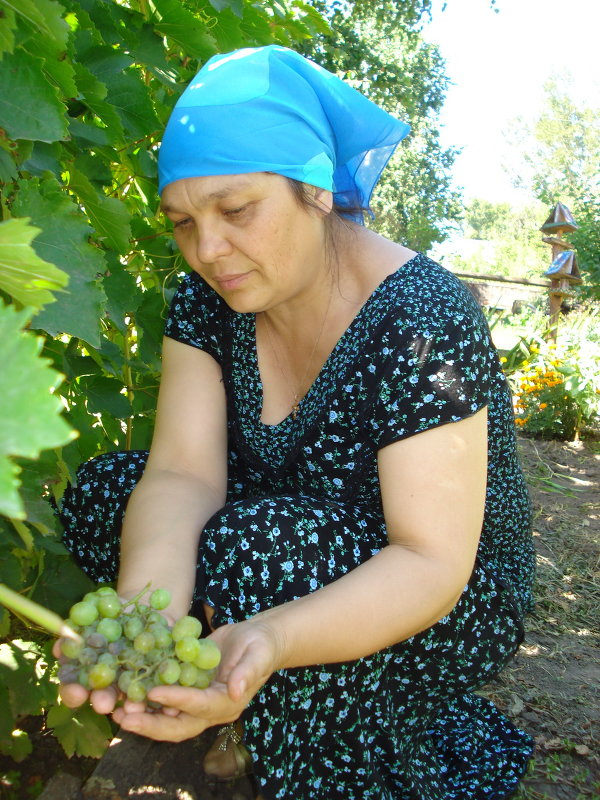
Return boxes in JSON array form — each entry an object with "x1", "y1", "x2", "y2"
[{"x1": 238, "y1": 680, "x2": 247, "y2": 696}]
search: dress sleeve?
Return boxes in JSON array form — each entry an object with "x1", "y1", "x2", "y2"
[
  {"x1": 370, "y1": 296, "x2": 494, "y2": 449},
  {"x1": 164, "y1": 272, "x2": 225, "y2": 362}
]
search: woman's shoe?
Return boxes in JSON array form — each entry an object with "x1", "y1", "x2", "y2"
[{"x1": 203, "y1": 721, "x2": 253, "y2": 781}]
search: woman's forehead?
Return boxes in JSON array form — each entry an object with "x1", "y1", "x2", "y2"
[{"x1": 160, "y1": 173, "x2": 275, "y2": 211}]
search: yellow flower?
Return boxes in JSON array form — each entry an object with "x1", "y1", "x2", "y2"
[
  {"x1": 500, "y1": 356, "x2": 507, "y2": 364},
  {"x1": 539, "y1": 403, "x2": 548, "y2": 410}
]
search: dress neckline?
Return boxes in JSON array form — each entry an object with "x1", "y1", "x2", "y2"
[{"x1": 253, "y1": 254, "x2": 420, "y2": 429}]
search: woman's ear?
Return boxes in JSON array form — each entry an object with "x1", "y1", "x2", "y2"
[{"x1": 312, "y1": 186, "x2": 333, "y2": 215}]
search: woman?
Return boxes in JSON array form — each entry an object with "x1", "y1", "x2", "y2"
[{"x1": 59, "y1": 45, "x2": 535, "y2": 799}]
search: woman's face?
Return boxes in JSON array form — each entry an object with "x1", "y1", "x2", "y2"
[{"x1": 160, "y1": 172, "x2": 332, "y2": 314}]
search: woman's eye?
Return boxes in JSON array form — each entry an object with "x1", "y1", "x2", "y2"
[
  {"x1": 173, "y1": 218, "x2": 192, "y2": 229},
  {"x1": 224, "y1": 205, "x2": 247, "y2": 218}
]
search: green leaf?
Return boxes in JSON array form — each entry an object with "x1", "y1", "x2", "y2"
[
  {"x1": 104, "y1": 263, "x2": 142, "y2": 334},
  {"x1": 5, "y1": 0, "x2": 70, "y2": 49},
  {"x1": 69, "y1": 170, "x2": 132, "y2": 253},
  {"x1": 0, "y1": 49, "x2": 68, "y2": 142},
  {"x1": 0, "y1": 218, "x2": 68, "y2": 308},
  {"x1": 0, "y1": 5, "x2": 16, "y2": 56},
  {"x1": 0, "y1": 607, "x2": 9, "y2": 638},
  {"x1": 12, "y1": 178, "x2": 107, "y2": 346},
  {"x1": 73, "y1": 62, "x2": 125, "y2": 144},
  {"x1": 0, "y1": 304, "x2": 75, "y2": 519},
  {"x1": 1, "y1": 728, "x2": 33, "y2": 762},
  {"x1": 47, "y1": 703, "x2": 113, "y2": 758},
  {"x1": 80, "y1": 375, "x2": 132, "y2": 419},
  {"x1": 101, "y1": 69, "x2": 162, "y2": 141},
  {"x1": 151, "y1": 0, "x2": 218, "y2": 61},
  {"x1": 0, "y1": 148, "x2": 17, "y2": 182},
  {"x1": 30, "y1": 550, "x2": 94, "y2": 617},
  {"x1": 21, "y1": 142, "x2": 63, "y2": 179},
  {"x1": 0, "y1": 641, "x2": 48, "y2": 719},
  {"x1": 208, "y1": 0, "x2": 243, "y2": 17}
]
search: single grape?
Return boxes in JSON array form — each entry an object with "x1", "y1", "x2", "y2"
[
  {"x1": 194, "y1": 639, "x2": 221, "y2": 670},
  {"x1": 97, "y1": 618, "x2": 123, "y2": 643},
  {"x1": 117, "y1": 670, "x2": 135, "y2": 694},
  {"x1": 147, "y1": 611, "x2": 166, "y2": 626},
  {"x1": 108, "y1": 639, "x2": 126, "y2": 656},
  {"x1": 172, "y1": 615, "x2": 202, "y2": 641},
  {"x1": 98, "y1": 595, "x2": 121, "y2": 619},
  {"x1": 79, "y1": 647, "x2": 98, "y2": 666},
  {"x1": 60, "y1": 638, "x2": 83, "y2": 660},
  {"x1": 120, "y1": 647, "x2": 146, "y2": 670},
  {"x1": 194, "y1": 669, "x2": 213, "y2": 689},
  {"x1": 150, "y1": 589, "x2": 171, "y2": 611},
  {"x1": 97, "y1": 652, "x2": 118, "y2": 667},
  {"x1": 157, "y1": 659, "x2": 181, "y2": 685},
  {"x1": 58, "y1": 663, "x2": 80, "y2": 683},
  {"x1": 127, "y1": 680, "x2": 147, "y2": 703},
  {"x1": 174, "y1": 636, "x2": 201, "y2": 663},
  {"x1": 96, "y1": 585, "x2": 118, "y2": 597},
  {"x1": 146, "y1": 623, "x2": 172, "y2": 650},
  {"x1": 78, "y1": 667, "x2": 91, "y2": 689},
  {"x1": 83, "y1": 592, "x2": 100, "y2": 606},
  {"x1": 133, "y1": 631, "x2": 155, "y2": 654},
  {"x1": 88, "y1": 662, "x2": 117, "y2": 689},
  {"x1": 178, "y1": 663, "x2": 199, "y2": 687},
  {"x1": 69, "y1": 601, "x2": 98, "y2": 627},
  {"x1": 124, "y1": 617, "x2": 145, "y2": 640},
  {"x1": 87, "y1": 632, "x2": 108, "y2": 650}
]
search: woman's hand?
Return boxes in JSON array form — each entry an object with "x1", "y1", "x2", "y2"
[
  {"x1": 112, "y1": 618, "x2": 284, "y2": 742},
  {"x1": 53, "y1": 639, "x2": 122, "y2": 714}
]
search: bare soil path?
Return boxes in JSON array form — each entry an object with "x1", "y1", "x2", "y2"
[{"x1": 482, "y1": 436, "x2": 600, "y2": 799}]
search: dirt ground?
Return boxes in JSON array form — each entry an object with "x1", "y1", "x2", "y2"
[
  {"x1": 482, "y1": 435, "x2": 600, "y2": 799},
  {"x1": 1, "y1": 435, "x2": 599, "y2": 800}
]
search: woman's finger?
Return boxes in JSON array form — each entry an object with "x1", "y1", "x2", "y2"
[
  {"x1": 89, "y1": 686, "x2": 119, "y2": 715},
  {"x1": 118, "y1": 709, "x2": 207, "y2": 742}
]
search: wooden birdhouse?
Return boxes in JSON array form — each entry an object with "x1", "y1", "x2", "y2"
[{"x1": 544, "y1": 249, "x2": 582, "y2": 296}]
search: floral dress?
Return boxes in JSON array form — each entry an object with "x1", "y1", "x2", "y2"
[{"x1": 61, "y1": 253, "x2": 535, "y2": 799}]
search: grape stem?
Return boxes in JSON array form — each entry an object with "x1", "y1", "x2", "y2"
[{"x1": 0, "y1": 583, "x2": 83, "y2": 642}]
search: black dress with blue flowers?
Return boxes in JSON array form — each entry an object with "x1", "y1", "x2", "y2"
[{"x1": 61, "y1": 253, "x2": 535, "y2": 799}]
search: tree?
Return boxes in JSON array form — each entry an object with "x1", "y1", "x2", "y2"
[
  {"x1": 301, "y1": 0, "x2": 463, "y2": 251},
  {"x1": 507, "y1": 79, "x2": 600, "y2": 296}
]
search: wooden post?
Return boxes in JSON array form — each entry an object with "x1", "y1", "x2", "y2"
[{"x1": 539, "y1": 203, "x2": 581, "y2": 342}]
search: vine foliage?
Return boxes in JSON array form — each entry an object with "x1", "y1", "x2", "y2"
[{"x1": 0, "y1": 0, "x2": 328, "y2": 759}]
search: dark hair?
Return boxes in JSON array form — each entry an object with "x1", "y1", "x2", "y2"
[{"x1": 285, "y1": 178, "x2": 366, "y2": 225}]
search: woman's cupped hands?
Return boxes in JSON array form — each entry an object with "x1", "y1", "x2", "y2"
[{"x1": 54, "y1": 618, "x2": 284, "y2": 743}]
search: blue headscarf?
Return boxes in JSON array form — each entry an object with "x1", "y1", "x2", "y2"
[{"x1": 158, "y1": 46, "x2": 410, "y2": 222}]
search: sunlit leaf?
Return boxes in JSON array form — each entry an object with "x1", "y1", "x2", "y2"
[
  {"x1": 47, "y1": 703, "x2": 113, "y2": 758},
  {"x1": 0, "y1": 217, "x2": 68, "y2": 308}
]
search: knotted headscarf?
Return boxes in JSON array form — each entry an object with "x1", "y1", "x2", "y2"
[{"x1": 158, "y1": 46, "x2": 410, "y2": 223}]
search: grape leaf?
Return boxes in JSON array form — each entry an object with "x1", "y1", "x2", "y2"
[
  {"x1": 47, "y1": 703, "x2": 113, "y2": 758},
  {"x1": 0, "y1": 5, "x2": 16, "y2": 56},
  {"x1": 80, "y1": 375, "x2": 132, "y2": 419},
  {"x1": 12, "y1": 178, "x2": 107, "y2": 346},
  {"x1": 0, "y1": 728, "x2": 33, "y2": 762},
  {"x1": 208, "y1": 0, "x2": 243, "y2": 17},
  {"x1": 6, "y1": 0, "x2": 70, "y2": 49},
  {"x1": 0, "y1": 49, "x2": 68, "y2": 143},
  {"x1": 0, "y1": 304, "x2": 75, "y2": 518},
  {"x1": 101, "y1": 69, "x2": 162, "y2": 141},
  {"x1": 69, "y1": 169, "x2": 132, "y2": 254},
  {"x1": 0, "y1": 148, "x2": 17, "y2": 182},
  {"x1": 151, "y1": 0, "x2": 218, "y2": 61},
  {"x1": 0, "y1": 217, "x2": 68, "y2": 308},
  {"x1": 103, "y1": 262, "x2": 143, "y2": 334},
  {"x1": 73, "y1": 62, "x2": 125, "y2": 144}
]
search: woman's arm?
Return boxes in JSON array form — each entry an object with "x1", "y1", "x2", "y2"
[
  {"x1": 116, "y1": 336, "x2": 228, "y2": 619},
  {"x1": 257, "y1": 406, "x2": 488, "y2": 666}
]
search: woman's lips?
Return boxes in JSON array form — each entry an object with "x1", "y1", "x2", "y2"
[{"x1": 213, "y1": 272, "x2": 250, "y2": 290}]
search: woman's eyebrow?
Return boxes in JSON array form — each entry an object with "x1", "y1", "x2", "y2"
[{"x1": 160, "y1": 183, "x2": 253, "y2": 213}]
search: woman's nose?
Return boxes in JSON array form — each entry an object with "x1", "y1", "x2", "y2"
[{"x1": 195, "y1": 222, "x2": 233, "y2": 263}]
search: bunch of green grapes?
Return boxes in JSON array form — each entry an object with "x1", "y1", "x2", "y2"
[{"x1": 58, "y1": 586, "x2": 221, "y2": 704}]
